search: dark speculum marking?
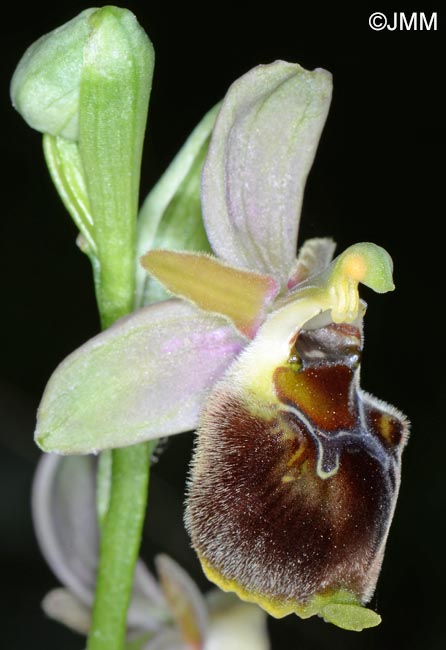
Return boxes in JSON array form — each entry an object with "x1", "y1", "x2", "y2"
[{"x1": 186, "y1": 323, "x2": 408, "y2": 609}]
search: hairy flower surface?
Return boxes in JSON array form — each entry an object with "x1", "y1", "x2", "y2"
[{"x1": 34, "y1": 61, "x2": 408, "y2": 630}]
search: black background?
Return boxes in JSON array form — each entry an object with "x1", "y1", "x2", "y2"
[{"x1": 0, "y1": 2, "x2": 443, "y2": 649}]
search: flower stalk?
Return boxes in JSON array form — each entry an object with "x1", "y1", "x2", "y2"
[
  {"x1": 78, "y1": 7, "x2": 154, "y2": 328},
  {"x1": 11, "y1": 7, "x2": 155, "y2": 649},
  {"x1": 87, "y1": 444, "x2": 152, "y2": 650}
]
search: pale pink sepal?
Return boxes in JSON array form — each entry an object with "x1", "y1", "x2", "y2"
[
  {"x1": 32, "y1": 454, "x2": 168, "y2": 633},
  {"x1": 202, "y1": 61, "x2": 332, "y2": 287},
  {"x1": 32, "y1": 454, "x2": 98, "y2": 606},
  {"x1": 35, "y1": 300, "x2": 245, "y2": 454}
]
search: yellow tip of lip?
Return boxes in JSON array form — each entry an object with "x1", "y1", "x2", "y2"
[
  {"x1": 198, "y1": 555, "x2": 378, "y2": 630},
  {"x1": 199, "y1": 555, "x2": 305, "y2": 618}
]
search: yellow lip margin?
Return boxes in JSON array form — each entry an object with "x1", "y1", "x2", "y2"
[{"x1": 198, "y1": 554, "x2": 381, "y2": 631}]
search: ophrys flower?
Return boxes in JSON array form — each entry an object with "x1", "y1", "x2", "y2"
[{"x1": 34, "y1": 61, "x2": 408, "y2": 631}]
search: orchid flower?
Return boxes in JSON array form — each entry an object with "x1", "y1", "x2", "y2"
[
  {"x1": 33, "y1": 61, "x2": 408, "y2": 631},
  {"x1": 33, "y1": 454, "x2": 270, "y2": 649}
]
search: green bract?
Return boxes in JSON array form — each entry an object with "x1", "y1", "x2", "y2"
[{"x1": 135, "y1": 104, "x2": 219, "y2": 307}]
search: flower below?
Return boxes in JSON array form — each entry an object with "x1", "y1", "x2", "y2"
[
  {"x1": 33, "y1": 454, "x2": 270, "y2": 649},
  {"x1": 31, "y1": 60, "x2": 409, "y2": 631}
]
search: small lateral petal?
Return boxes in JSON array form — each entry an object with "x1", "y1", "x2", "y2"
[
  {"x1": 287, "y1": 237, "x2": 336, "y2": 289},
  {"x1": 141, "y1": 250, "x2": 279, "y2": 338},
  {"x1": 35, "y1": 300, "x2": 245, "y2": 454}
]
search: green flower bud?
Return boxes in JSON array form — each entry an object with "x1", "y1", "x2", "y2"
[
  {"x1": 10, "y1": 8, "x2": 95, "y2": 140},
  {"x1": 11, "y1": 7, "x2": 155, "y2": 327}
]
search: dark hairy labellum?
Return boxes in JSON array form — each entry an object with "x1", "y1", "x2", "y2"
[{"x1": 186, "y1": 322, "x2": 409, "y2": 621}]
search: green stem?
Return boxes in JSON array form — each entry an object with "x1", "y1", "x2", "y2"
[
  {"x1": 79, "y1": 11, "x2": 154, "y2": 649},
  {"x1": 87, "y1": 443, "x2": 151, "y2": 650}
]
